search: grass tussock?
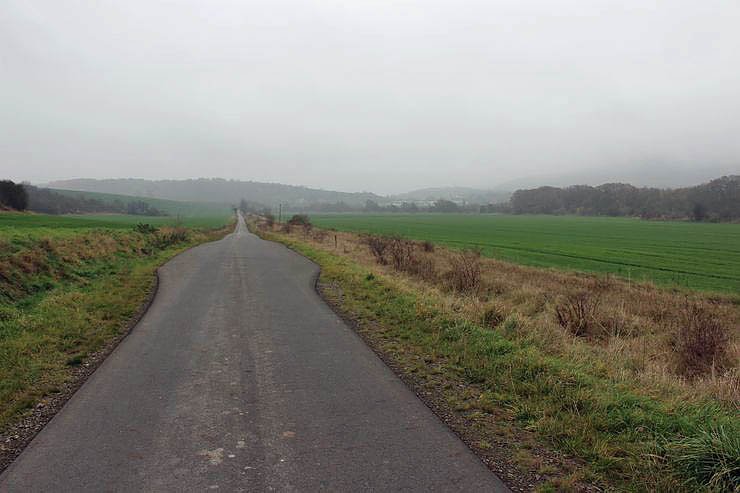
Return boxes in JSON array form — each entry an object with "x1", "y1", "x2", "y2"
[
  {"x1": 255, "y1": 219, "x2": 740, "y2": 491},
  {"x1": 663, "y1": 424, "x2": 740, "y2": 492}
]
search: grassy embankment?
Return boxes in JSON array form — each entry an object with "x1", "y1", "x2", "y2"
[
  {"x1": 253, "y1": 218, "x2": 739, "y2": 492},
  {"x1": 0, "y1": 211, "x2": 233, "y2": 430},
  {"x1": 308, "y1": 213, "x2": 740, "y2": 294}
]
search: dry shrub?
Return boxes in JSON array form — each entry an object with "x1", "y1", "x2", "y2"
[
  {"x1": 362, "y1": 235, "x2": 391, "y2": 265},
  {"x1": 388, "y1": 237, "x2": 415, "y2": 271},
  {"x1": 596, "y1": 305, "x2": 641, "y2": 339},
  {"x1": 421, "y1": 240, "x2": 435, "y2": 252},
  {"x1": 405, "y1": 254, "x2": 437, "y2": 281},
  {"x1": 312, "y1": 229, "x2": 328, "y2": 242},
  {"x1": 555, "y1": 291, "x2": 602, "y2": 338},
  {"x1": 673, "y1": 301, "x2": 730, "y2": 378},
  {"x1": 445, "y1": 249, "x2": 482, "y2": 294},
  {"x1": 281, "y1": 223, "x2": 292, "y2": 234},
  {"x1": 362, "y1": 236, "x2": 438, "y2": 281}
]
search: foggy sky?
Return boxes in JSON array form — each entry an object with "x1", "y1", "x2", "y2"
[{"x1": 2, "y1": 0, "x2": 739, "y2": 194}]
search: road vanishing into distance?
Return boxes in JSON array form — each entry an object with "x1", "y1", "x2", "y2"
[{"x1": 1, "y1": 214, "x2": 507, "y2": 492}]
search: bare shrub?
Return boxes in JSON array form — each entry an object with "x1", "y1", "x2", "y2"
[
  {"x1": 388, "y1": 237, "x2": 415, "y2": 271},
  {"x1": 405, "y1": 254, "x2": 437, "y2": 281},
  {"x1": 362, "y1": 235, "x2": 391, "y2": 265},
  {"x1": 555, "y1": 291, "x2": 602, "y2": 338},
  {"x1": 364, "y1": 236, "x2": 437, "y2": 280},
  {"x1": 445, "y1": 249, "x2": 482, "y2": 294},
  {"x1": 673, "y1": 301, "x2": 730, "y2": 378},
  {"x1": 421, "y1": 240, "x2": 435, "y2": 252},
  {"x1": 281, "y1": 223, "x2": 292, "y2": 234}
]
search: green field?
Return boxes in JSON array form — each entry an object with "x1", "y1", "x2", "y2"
[{"x1": 308, "y1": 213, "x2": 740, "y2": 293}]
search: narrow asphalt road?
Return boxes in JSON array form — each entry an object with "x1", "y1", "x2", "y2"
[{"x1": 0, "y1": 214, "x2": 507, "y2": 492}]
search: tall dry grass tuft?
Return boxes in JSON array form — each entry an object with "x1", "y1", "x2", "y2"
[{"x1": 555, "y1": 291, "x2": 602, "y2": 338}]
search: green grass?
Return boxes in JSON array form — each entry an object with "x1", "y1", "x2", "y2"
[
  {"x1": 266, "y1": 231, "x2": 740, "y2": 492},
  {"x1": 0, "y1": 211, "x2": 233, "y2": 430},
  {"x1": 308, "y1": 213, "x2": 740, "y2": 293},
  {"x1": 0, "y1": 211, "x2": 230, "y2": 240}
]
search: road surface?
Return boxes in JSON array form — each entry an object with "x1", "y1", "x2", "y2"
[{"x1": 0, "y1": 214, "x2": 507, "y2": 491}]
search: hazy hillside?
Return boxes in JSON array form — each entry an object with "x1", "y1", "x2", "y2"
[
  {"x1": 50, "y1": 178, "x2": 382, "y2": 207},
  {"x1": 391, "y1": 187, "x2": 510, "y2": 204},
  {"x1": 52, "y1": 189, "x2": 233, "y2": 217}
]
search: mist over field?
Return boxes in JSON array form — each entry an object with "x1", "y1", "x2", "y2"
[{"x1": 2, "y1": 1, "x2": 740, "y2": 193}]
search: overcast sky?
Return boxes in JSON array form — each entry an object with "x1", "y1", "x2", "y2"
[{"x1": 2, "y1": 0, "x2": 739, "y2": 193}]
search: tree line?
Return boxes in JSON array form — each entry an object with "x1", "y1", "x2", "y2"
[
  {"x1": 0, "y1": 180, "x2": 29, "y2": 210},
  {"x1": 0, "y1": 180, "x2": 165, "y2": 216},
  {"x1": 502, "y1": 176, "x2": 739, "y2": 221}
]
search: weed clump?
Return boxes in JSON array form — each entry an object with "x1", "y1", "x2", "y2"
[
  {"x1": 555, "y1": 291, "x2": 602, "y2": 338},
  {"x1": 133, "y1": 223, "x2": 158, "y2": 234},
  {"x1": 362, "y1": 235, "x2": 391, "y2": 265},
  {"x1": 445, "y1": 249, "x2": 481, "y2": 294},
  {"x1": 673, "y1": 301, "x2": 730, "y2": 378}
]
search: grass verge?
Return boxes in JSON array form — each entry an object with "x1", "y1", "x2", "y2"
[
  {"x1": 0, "y1": 216, "x2": 233, "y2": 446},
  {"x1": 257, "y1": 225, "x2": 739, "y2": 492}
]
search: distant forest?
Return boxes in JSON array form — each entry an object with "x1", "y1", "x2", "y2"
[
  {"x1": 496, "y1": 176, "x2": 739, "y2": 221},
  {"x1": 0, "y1": 181, "x2": 164, "y2": 216},
  {"x1": 0, "y1": 180, "x2": 28, "y2": 211}
]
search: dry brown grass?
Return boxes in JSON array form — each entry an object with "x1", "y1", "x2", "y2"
[
  {"x1": 270, "y1": 226, "x2": 740, "y2": 404},
  {"x1": 555, "y1": 290, "x2": 602, "y2": 338}
]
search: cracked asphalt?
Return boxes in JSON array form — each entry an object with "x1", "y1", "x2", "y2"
[{"x1": 0, "y1": 213, "x2": 507, "y2": 491}]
